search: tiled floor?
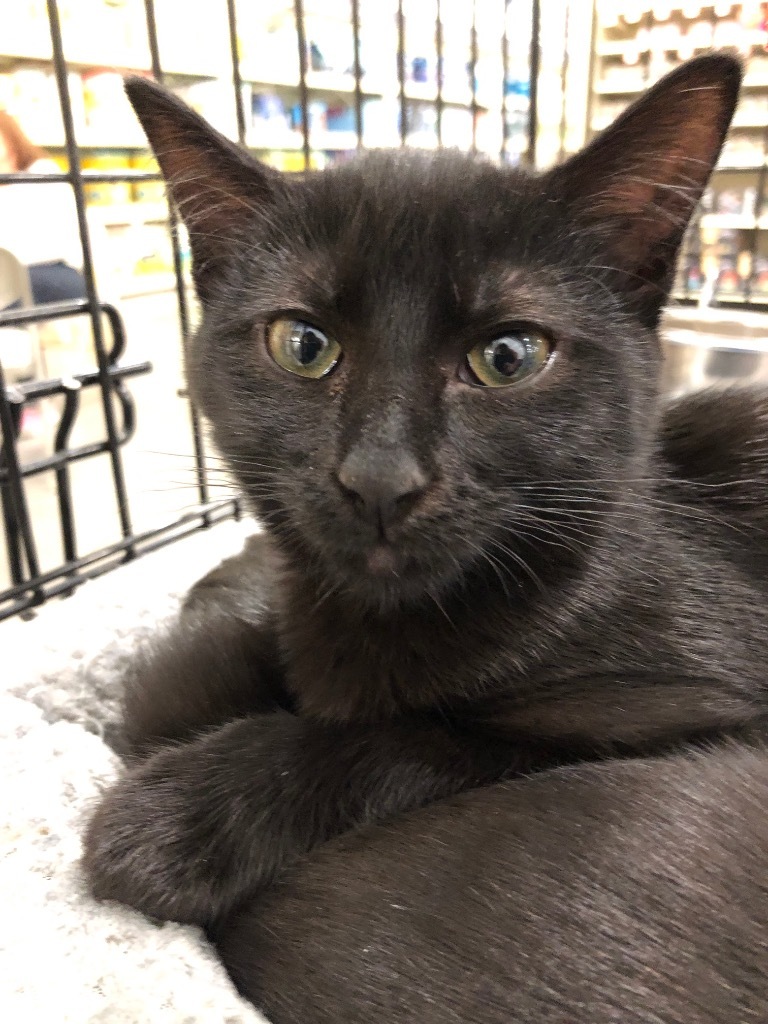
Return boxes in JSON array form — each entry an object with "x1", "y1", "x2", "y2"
[{"x1": 1, "y1": 290, "x2": 238, "y2": 592}]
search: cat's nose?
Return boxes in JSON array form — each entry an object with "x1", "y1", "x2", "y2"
[{"x1": 336, "y1": 451, "x2": 430, "y2": 531}]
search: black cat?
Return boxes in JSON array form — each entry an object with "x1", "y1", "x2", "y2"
[{"x1": 83, "y1": 55, "x2": 768, "y2": 1022}]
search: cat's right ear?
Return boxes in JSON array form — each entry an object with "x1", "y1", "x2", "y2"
[
  {"x1": 124, "y1": 77, "x2": 283, "y2": 297},
  {"x1": 545, "y1": 54, "x2": 742, "y2": 325}
]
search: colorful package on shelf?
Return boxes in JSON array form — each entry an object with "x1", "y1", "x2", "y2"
[
  {"x1": 81, "y1": 150, "x2": 133, "y2": 206},
  {"x1": 290, "y1": 100, "x2": 328, "y2": 134},
  {"x1": 714, "y1": 257, "x2": 745, "y2": 298},
  {"x1": 715, "y1": 187, "x2": 756, "y2": 216},
  {"x1": 252, "y1": 92, "x2": 289, "y2": 128},
  {"x1": 325, "y1": 104, "x2": 355, "y2": 133},
  {"x1": 681, "y1": 259, "x2": 704, "y2": 295},
  {"x1": 750, "y1": 257, "x2": 768, "y2": 297},
  {"x1": 411, "y1": 57, "x2": 430, "y2": 84},
  {"x1": 504, "y1": 78, "x2": 530, "y2": 109}
]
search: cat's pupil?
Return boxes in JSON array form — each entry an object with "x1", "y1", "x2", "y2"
[
  {"x1": 487, "y1": 336, "x2": 527, "y2": 377},
  {"x1": 289, "y1": 324, "x2": 325, "y2": 366}
]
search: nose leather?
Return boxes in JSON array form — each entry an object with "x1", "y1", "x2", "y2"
[{"x1": 336, "y1": 450, "x2": 430, "y2": 531}]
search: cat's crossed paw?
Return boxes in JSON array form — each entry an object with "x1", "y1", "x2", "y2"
[{"x1": 82, "y1": 742, "x2": 255, "y2": 926}]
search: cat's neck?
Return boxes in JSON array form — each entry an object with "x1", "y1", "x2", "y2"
[{"x1": 271, "y1": 494, "x2": 665, "y2": 724}]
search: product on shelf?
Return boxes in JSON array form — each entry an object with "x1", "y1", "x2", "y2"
[
  {"x1": 682, "y1": 258, "x2": 705, "y2": 296},
  {"x1": 750, "y1": 257, "x2": 768, "y2": 297},
  {"x1": 714, "y1": 256, "x2": 746, "y2": 299},
  {"x1": 715, "y1": 186, "x2": 757, "y2": 217},
  {"x1": 252, "y1": 92, "x2": 290, "y2": 131},
  {"x1": 325, "y1": 104, "x2": 355, "y2": 132}
]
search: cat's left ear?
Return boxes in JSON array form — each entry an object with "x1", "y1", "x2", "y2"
[
  {"x1": 547, "y1": 54, "x2": 742, "y2": 323},
  {"x1": 124, "y1": 76, "x2": 285, "y2": 298}
]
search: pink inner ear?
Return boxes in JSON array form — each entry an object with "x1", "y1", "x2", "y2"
[
  {"x1": 150, "y1": 127, "x2": 247, "y2": 236},
  {"x1": 126, "y1": 79, "x2": 279, "y2": 247},
  {"x1": 576, "y1": 85, "x2": 736, "y2": 281},
  {"x1": 593, "y1": 103, "x2": 723, "y2": 224}
]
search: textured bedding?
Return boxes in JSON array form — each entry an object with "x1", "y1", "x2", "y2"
[{"x1": 0, "y1": 519, "x2": 268, "y2": 1023}]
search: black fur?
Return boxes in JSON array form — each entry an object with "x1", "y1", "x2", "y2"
[{"x1": 81, "y1": 56, "x2": 768, "y2": 1021}]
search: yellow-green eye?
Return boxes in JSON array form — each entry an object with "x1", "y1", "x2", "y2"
[
  {"x1": 464, "y1": 329, "x2": 553, "y2": 388},
  {"x1": 266, "y1": 319, "x2": 341, "y2": 379}
]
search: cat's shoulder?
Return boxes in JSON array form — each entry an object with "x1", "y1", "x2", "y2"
[
  {"x1": 660, "y1": 386, "x2": 768, "y2": 531},
  {"x1": 182, "y1": 531, "x2": 278, "y2": 623},
  {"x1": 661, "y1": 386, "x2": 768, "y2": 480}
]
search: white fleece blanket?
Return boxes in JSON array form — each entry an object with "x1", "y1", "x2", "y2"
[{"x1": 0, "y1": 519, "x2": 269, "y2": 1023}]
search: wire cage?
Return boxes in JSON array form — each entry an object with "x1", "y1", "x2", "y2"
[{"x1": 0, "y1": 0, "x2": 550, "y2": 621}]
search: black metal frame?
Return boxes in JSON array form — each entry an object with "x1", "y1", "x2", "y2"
[{"x1": 0, "y1": 0, "x2": 540, "y2": 621}]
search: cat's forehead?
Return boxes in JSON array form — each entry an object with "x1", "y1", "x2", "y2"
[
  {"x1": 300, "y1": 151, "x2": 538, "y2": 244},
  {"x1": 256, "y1": 152, "x2": 560, "y2": 323}
]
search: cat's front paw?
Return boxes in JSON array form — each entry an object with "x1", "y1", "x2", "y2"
[{"x1": 82, "y1": 749, "x2": 240, "y2": 925}]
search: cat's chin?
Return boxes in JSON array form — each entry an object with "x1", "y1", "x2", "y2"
[
  {"x1": 365, "y1": 543, "x2": 400, "y2": 576},
  {"x1": 312, "y1": 539, "x2": 460, "y2": 613}
]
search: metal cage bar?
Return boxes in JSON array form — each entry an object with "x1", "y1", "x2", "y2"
[
  {"x1": 294, "y1": 0, "x2": 312, "y2": 169},
  {"x1": 142, "y1": 0, "x2": 211, "y2": 516},
  {"x1": 527, "y1": 0, "x2": 540, "y2": 167},
  {"x1": 226, "y1": 0, "x2": 248, "y2": 147},
  {"x1": 47, "y1": 0, "x2": 134, "y2": 547},
  {"x1": 469, "y1": 1, "x2": 478, "y2": 153},
  {"x1": 351, "y1": 0, "x2": 364, "y2": 148},
  {"x1": 397, "y1": 0, "x2": 408, "y2": 147},
  {"x1": 435, "y1": 1, "x2": 444, "y2": 148}
]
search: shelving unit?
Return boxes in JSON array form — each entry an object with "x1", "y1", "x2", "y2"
[
  {"x1": 590, "y1": 2, "x2": 768, "y2": 312},
  {"x1": 2, "y1": 0, "x2": 540, "y2": 299}
]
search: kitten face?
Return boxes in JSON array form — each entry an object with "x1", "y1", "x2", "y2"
[
  {"x1": 126, "y1": 56, "x2": 741, "y2": 611},
  {"x1": 191, "y1": 153, "x2": 657, "y2": 607}
]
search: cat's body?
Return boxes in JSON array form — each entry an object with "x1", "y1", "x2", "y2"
[
  {"x1": 82, "y1": 56, "x2": 768, "y2": 1021},
  {"x1": 223, "y1": 742, "x2": 768, "y2": 1024}
]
